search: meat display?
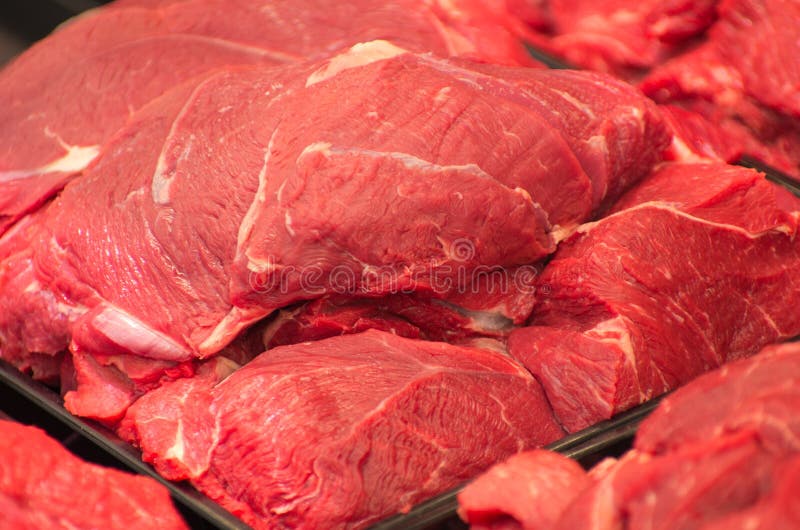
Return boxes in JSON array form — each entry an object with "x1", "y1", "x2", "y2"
[
  {"x1": 0, "y1": 419, "x2": 187, "y2": 530},
  {"x1": 0, "y1": 42, "x2": 667, "y2": 423},
  {"x1": 509, "y1": 162, "x2": 800, "y2": 431},
  {"x1": 0, "y1": 0, "x2": 537, "y2": 236},
  {"x1": 2, "y1": 0, "x2": 800, "y2": 529},
  {"x1": 119, "y1": 329, "x2": 565, "y2": 529},
  {"x1": 458, "y1": 341, "x2": 800, "y2": 529}
]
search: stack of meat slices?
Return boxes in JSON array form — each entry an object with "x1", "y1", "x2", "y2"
[{"x1": 1, "y1": 0, "x2": 799, "y2": 529}]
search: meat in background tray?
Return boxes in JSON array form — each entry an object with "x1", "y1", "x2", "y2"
[
  {"x1": 458, "y1": 341, "x2": 800, "y2": 529},
  {"x1": 513, "y1": 0, "x2": 800, "y2": 180},
  {"x1": 0, "y1": 418, "x2": 188, "y2": 529}
]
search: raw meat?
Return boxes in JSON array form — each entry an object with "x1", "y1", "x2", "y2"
[
  {"x1": 0, "y1": 0, "x2": 538, "y2": 236},
  {"x1": 457, "y1": 450, "x2": 589, "y2": 530},
  {"x1": 659, "y1": 105, "x2": 741, "y2": 163},
  {"x1": 119, "y1": 329, "x2": 565, "y2": 529},
  {"x1": 0, "y1": 419, "x2": 187, "y2": 530},
  {"x1": 518, "y1": 0, "x2": 718, "y2": 75},
  {"x1": 642, "y1": 0, "x2": 800, "y2": 178},
  {"x1": 1, "y1": 44, "x2": 667, "y2": 421},
  {"x1": 509, "y1": 162, "x2": 800, "y2": 431},
  {"x1": 458, "y1": 341, "x2": 800, "y2": 530}
]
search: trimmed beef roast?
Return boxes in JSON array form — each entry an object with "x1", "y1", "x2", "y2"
[
  {"x1": 0, "y1": 0, "x2": 538, "y2": 235},
  {"x1": 119, "y1": 329, "x2": 565, "y2": 529},
  {"x1": 509, "y1": 162, "x2": 800, "y2": 431}
]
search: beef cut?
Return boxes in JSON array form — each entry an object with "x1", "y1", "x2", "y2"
[
  {"x1": 641, "y1": 0, "x2": 800, "y2": 178},
  {"x1": 458, "y1": 341, "x2": 800, "y2": 530},
  {"x1": 509, "y1": 162, "x2": 800, "y2": 431},
  {"x1": 119, "y1": 329, "x2": 565, "y2": 529},
  {"x1": 0, "y1": 419, "x2": 187, "y2": 530},
  {"x1": 0, "y1": 43, "x2": 667, "y2": 422},
  {"x1": 0, "y1": 0, "x2": 538, "y2": 236}
]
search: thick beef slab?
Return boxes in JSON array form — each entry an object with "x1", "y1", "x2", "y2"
[
  {"x1": 0, "y1": 420, "x2": 187, "y2": 529},
  {"x1": 0, "y1": 0, "x2": 537, "y2": 235},
  {"x1": 0, "y1": 44, "x2": 667, "y2": 421},
  {"x1": 459, "y1": 342, "x2": 800, "y2": 530},
  {"x1": 120, "y1": 329, "x2": 565, "y2": 529},
  {"x1": 509, "y1": 163, "x2": 800, "y2": 431}
]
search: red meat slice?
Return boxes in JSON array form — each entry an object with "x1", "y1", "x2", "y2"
[
  {"x1": 120, "y1": 329, "x2": 565, "y2": 529},
  {"x1": 658, "y1": 105, "x2": 742, "y2": 163},
  {"x1": 0, "y1": 420, "x2": 187, "y2": 530},
  {"x1": 556, "y1": 343, "x2": 800, "y2": 530},
  {"x1": 520, "y1": 0, "x2": 717, "y2": 75}
]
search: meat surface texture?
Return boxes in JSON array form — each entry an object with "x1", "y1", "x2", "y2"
[
  {"x1": 0, "y1": 0, "x2": 538, "y2": 236},
  {"x1": 509, "y1": 162, "x2": 800, "y2": 431},
  {"x1": 641, "y1": 0, "x2": 800, "y2": 178},
  {"x1": 0, "y1": 419, "x2": 187, "y2": 530},
  {"x1": 0, "y1": 43, "x2": 667, "y2": 422},
  {"x1": 457, "y1": 449, "x2": 589, "y2": 530},
  {"x1": 458, "y1": 342, "x2": 800, "y2": 530},
  {"x1": 119, "y1": 329, "x2": 565, "y2": 529}
]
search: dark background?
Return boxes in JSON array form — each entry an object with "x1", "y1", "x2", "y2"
[{"x1": 0, "y1": 0, "x2": 109, "y2": 65}]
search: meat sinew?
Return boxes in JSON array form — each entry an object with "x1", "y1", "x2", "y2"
[
  {"x1": 509, "y1": 162, "x2": 800, "y2": 431},
  {"x1": 119, "y1": 329, "x2": 566, "y2": 529},
  {"x1": 0, "y1": 43, "x2": 667, "y2": 422},
  {"x1": 459, "y1": 341, "x2": 800, "y2": 530},
  {"x1": 0, "y1": 419, "x2": 187, "y2": 530}
]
